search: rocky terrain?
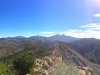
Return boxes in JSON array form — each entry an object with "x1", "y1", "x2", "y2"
[
  {"x1": 34, "y1": 56, "x2": 95, "y2": 75},
  {"x1": 0, "y1": 37, "x2": 100, "y2": 75},
  {"x1": 76, "y1": 66, "x2": 94, "y2": 75}
]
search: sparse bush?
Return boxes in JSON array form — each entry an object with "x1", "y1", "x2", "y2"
[
  {"x1": 30, "y1": 68, "x2": 35, "y2": 75},
  {"x1": 49, "y1": 61, "x2": 81, "y2": 75}
]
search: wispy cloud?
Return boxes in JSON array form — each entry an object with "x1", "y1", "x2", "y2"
[
  {"x1": 6, "y1": 28, "x2": 11, "y2": 31},
  {"x1": 60, "y1": 14, "x2": 100, "y2": 38},
  {"x1": 41, "y1": 31, "x2": 55, "y2": 35},
  {"x1": 40, "y1": 31, "x2": 56, "y2": 37},
  {"x1": 28, "y1": 32, "x2": 35, "y2": 36},
  {"x1": 28, "y1": 23, "x2": 100, "y2": 39},
  {"x1": 93, "y1": 13, "x2": 100, "y2": 18},
  {"x1": 59, "y1": 23, "x2": 100, "y2": 39},
  {"x1": 80, "y1": 23, "x2": 100, "y2": 30}
]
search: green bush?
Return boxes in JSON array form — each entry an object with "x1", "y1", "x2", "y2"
[
  {"x1": 0, "y1": 62, "x2": 13, "y2": 75},
  {"x1": 13, "y1": 54, "x2": 35, "y2": 75}
]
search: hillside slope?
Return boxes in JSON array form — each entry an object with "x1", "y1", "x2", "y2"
[
  {"x1": 48, "y1": 42, "x2": 100, "y2": 75},
  {"x1": 0, "y1": 39, "x2": 100, "y2": 75},
  {"x1": 69, "y1": 38, "x2": 100, "y2": 64}
]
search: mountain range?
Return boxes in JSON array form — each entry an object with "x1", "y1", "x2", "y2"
[{"x1": 0, "y1": 35, "x2": 100, "y2": 75}]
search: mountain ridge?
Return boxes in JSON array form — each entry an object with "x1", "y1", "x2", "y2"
[{"x1": 0, "y1": 36, "x2": 100, "y2": 75}]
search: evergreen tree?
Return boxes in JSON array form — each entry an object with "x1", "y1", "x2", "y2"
[{"x1": 13, "y1": 54, "x2": 35, "y2": 75}]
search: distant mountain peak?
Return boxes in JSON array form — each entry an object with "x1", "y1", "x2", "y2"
[{"x1": 28, "y1": 35, "x2": 80, "y2": 43}]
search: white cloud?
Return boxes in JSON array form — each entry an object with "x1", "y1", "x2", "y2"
[
  {"x1": 41, "y1": 31, "x2": 55, "y2": 35},
  {"x1": 93, "y1": 13, "x2": 100, "y2": 18},
  {"x1": 40, "y1": 31, "x2": 56, "y2": 37},
  {"x1": 27, "y1": 23, "x2": 100, "y2": 39},
  {"x1": 80, "y1": 23, "x2": 100, "y2": 30},
  {"x1": 69, "y1": 14, "x2": 100, "y2": 38},
  {"x1": 59, "y1": 23, "x2": 100, "y2": 39},
  {"x1": 30, "y1": 34, "x2": 35, "y2": 36},
  {"x1": 28, "y1": 32, "x2": 35, "y2": 36}
]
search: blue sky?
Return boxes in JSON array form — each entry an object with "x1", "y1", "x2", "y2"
[{"x1": 0, "y1": 0, "x2": 100, "y2": 38}]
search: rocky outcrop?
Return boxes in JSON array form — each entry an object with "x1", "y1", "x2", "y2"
[
  {"x1": 34, "y1": 57, "x2": 57, "y2": 75},
  {"x1": 76, "y1": 66, "x2": 94, "y2": 75}
]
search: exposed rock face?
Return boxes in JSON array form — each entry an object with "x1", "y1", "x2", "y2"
[
  {"x1": 49, "y1": 42, "x2": 100, "y2": 75},
  {"x1": 34, "y1": 57, "x2": 56, "y2": 75},
  {"x1": 76, "y1": 66, "x2": 94, "y2": 75}
]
